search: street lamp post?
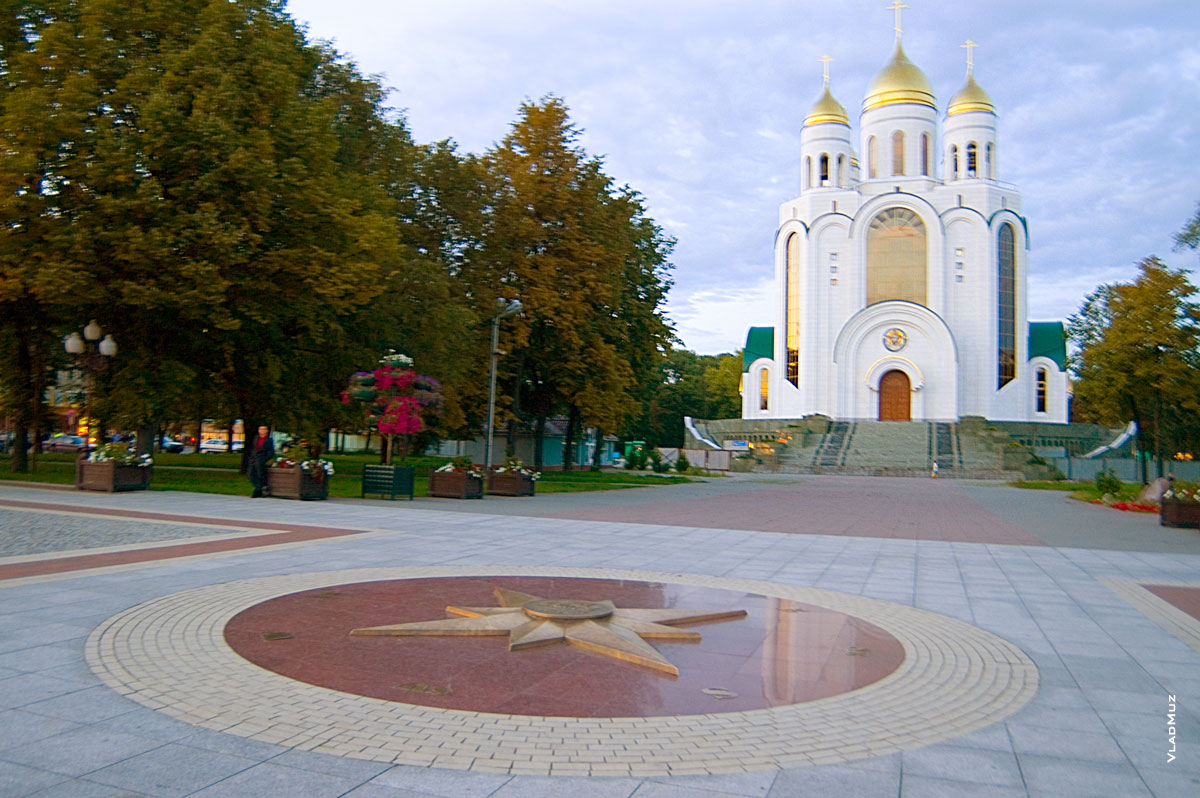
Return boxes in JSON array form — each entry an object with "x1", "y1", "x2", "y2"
[
  {"x1": 64, "y1": 320, "x2": 117, "y2": 450},
  {"x1": 483, "y1": 298, "x2": 522, "y2": 476}
]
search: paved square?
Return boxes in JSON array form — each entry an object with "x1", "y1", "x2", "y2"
[{"x1": 1, "y1": 475, "x2": 1198, "y2": 796}]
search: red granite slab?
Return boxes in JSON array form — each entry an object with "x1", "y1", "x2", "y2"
[
  {"x1": 224, "y1": 576, "x2": 906, "y2": 717},
  {"x1": 545, "y1": 480, "x2": 1046, "y2": 545},
  {"x1": 0, "y1": 498, "x2": 365, "y2": 580},
  {"x1": 1143, "y1": 584, "x2": 1200, "y2": 623}
]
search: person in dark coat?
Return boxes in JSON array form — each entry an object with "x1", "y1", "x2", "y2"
[{"x1": 248, "y1": 425, "x2": 275, "y2": 497}]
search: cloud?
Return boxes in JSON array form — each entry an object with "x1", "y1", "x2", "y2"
[{"x1": 668, "y1": 277, "x2": 776, "y2": 356}]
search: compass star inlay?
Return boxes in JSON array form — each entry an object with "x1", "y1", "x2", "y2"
[{"x1": 350, "y1": 586, "x2": 747, "y2": 675}]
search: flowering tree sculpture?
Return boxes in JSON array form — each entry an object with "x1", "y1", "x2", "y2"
[{"x1": 344, "y1": 353, "x2": 444, "y2": 464}]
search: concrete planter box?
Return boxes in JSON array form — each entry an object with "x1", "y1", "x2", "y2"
[
  {"x1": 76, "y1": 459, "x2": 151, "y2": 492},
  {"x1": 428, "y1": 469, "x2": 483, "y2": 499},
  {"x1": 1161, "y1": 500, "x2": 1200, "y2": 529},
  {"x1": 267, "y1": 466, "x2": 329, "y2": 500},
  {"x1": 486, "y1": 471, "x2": 536, "y2": 496}
]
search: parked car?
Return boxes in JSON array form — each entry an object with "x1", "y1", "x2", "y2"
[
  {"x1": 45, "y1": 434, "x2": 89, "y2": 453},
  {"x1": 160, "y1": 436, "x2": 184, "y2": 453},
  {"x1": 232, "y1": 440, "x2": 244, "y2": 452},
  {"x1": 199, "y1": 438, "x2": 231, "y2": 454}
]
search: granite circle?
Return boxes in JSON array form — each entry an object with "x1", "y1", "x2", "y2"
[
  {"x1": 86, "y1": 566, "x2": 1039, "y2": 776},
  {"x1": 221, "y1": 575, "x2": 907, "y2": 716}
]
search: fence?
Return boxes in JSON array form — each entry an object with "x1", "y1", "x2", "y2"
[{"x1": 1049, "y1": 458, "x2": 1200, "y2": 482}]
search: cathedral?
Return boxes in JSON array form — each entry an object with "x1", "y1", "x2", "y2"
[{"x1": 740, "y1": 18, "x2": 1069, "y2": 424}]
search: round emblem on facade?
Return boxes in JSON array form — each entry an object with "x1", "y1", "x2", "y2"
[{"x1": 883, "y1": 328, "x2": 907, "y2": 352}]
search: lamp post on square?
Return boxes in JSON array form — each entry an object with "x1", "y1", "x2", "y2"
[
  {"x1": 484, "y1": 298, "x2": 522, "y2": 474},
  {"x1": 63, "y1": 320, "x2": 117, "y2": 451}
]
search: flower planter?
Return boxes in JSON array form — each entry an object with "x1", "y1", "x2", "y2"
[
  {"x1": 428, "y1": 469, "x2": 483, "y2": 499},
  {"x1": 1161, "y1": 500, "x2": 1200, "y2": 529},
  {"x1": 76, "y1": 459, "x2": 151, "y2": 492},
  {"x1": 486, "y1": 471, "x2": 536, "y2": 497},
  {"x1": 267, "y1": 466, "x2": 329, "y2": 501}
]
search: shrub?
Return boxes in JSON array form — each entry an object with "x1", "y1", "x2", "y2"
[
  {"x1": 1095, "y1": 468, "x2": 1123, "y2": 495},
  {"x1": 675, "y1": 452, "x2": 691, "y2": 472},
  {"x1": 625, "y1": 448, "x2": 648, "y2": 470},
  {"x1": 650, "y1": 449, "x2": 672, "y2": 473}
]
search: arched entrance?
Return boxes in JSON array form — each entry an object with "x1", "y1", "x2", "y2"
[{"x1": 878, "y1": 370, "x2": 911, "y2": 421}]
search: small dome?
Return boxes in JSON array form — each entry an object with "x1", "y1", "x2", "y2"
[
  {"x1": 804, "y1": 85, "x2": 850, "y2": 127},
  {"x1": 947, "y1": 72, "x2": 995, "y2": 116},
  {"x1": 863, "y1": 41, "x2": 936, "y2": 112}
]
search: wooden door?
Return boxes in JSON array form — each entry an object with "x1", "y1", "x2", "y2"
[{"x1": 878, "y1": 370, "x2": 911, "y2": 421}]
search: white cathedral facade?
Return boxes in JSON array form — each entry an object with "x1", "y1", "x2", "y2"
[{"x1": 741, "y1": 31, "x2": 1069, "y2": 424}]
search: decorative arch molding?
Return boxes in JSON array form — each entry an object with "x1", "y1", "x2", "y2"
[
  {"x1": 773, "y1": 219, "x2": 810, "y2": 249},
  {"x1": 849, "y1": 192, "x2": 943, "y2": 243},
  {"x1": 939, "y1": 205, "x2": 988, "y2": 227},
  {"x1": 865, "y1": 356, "x2": 925, "y2": 392},
  {"x1": 987, "y1": 209, "x2": 1030, "y2": 250},
  {"x1": 832, "y1": 301, "x2": 959, "y2": 421}
]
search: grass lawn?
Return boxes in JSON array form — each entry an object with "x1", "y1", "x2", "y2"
[
  {"x1": 0, "y1": 452, "x2": 693, "y2": 498},
  {"x1": 1012, "y1": 479, "x2": 1146, "y2": 504}
]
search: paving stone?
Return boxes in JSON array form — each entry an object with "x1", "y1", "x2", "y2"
[
  {"x1": 86, "y1": 743, "x2": 258, "y2": 797},
  {"x1": 0, "y1": 709, "x2": 82, "y2": 751},
  {"x1": 0, "y1": 725, "x2": 163, "y2": 778},
  {"x1": 0, "y1": 758, "x2": 70, "y2": 796},
  {"x1": 1016, "y1": 754, "x2": 1153, "y2": 797}
]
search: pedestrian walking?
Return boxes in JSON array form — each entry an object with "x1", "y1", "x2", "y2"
[{"x1": 248, "y1": 425, "x2": 275, "y2": 498}]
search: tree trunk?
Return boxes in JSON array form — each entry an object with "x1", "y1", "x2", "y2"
[
  {"x1": 10, "y1": 328, "x2": 33, "y2": 472},
  {"x1": 591, "y1": 427, "x2": 604, "y2": 471},
  {"x1": 136, "y1": 422, "x2": 155, "y2": 456},
  {"x1": 533, "y1": 415, "x2": 546, "y2": 471},
  {"x1": 562, "y1": 404, "x2": 580, "y2": 472}
]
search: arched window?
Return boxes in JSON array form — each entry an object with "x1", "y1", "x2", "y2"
[
  {"x1": 804, "y1": 156, "x2": 812, "y2": 189},
  {"x1": 759, "y1": 368, "x2": 770, "y2": 410},
  {"x1": 867, "y1": 208, "x2": 927, "y2": 305},
  {"x1": 786, "y1": 234, "x2": 802, "y2": 387},
  {"x1": 819, "y1": 153, "x2": 830, "y2": 185},
  {"x1": 836, "y1": 154, "x2": 846, "y2": 187},
  {"x1": 920, "y1": 133, "x2": 930, "y2": 176},
  {"x1": 891, "y1": 131, "x2": 905, "y2": 176},
  {"x1": 986, "y1": 142, "x2": 995, "y2": 179},
  {"x1": 1035, "y1": 368, "x2": 1047, "y2": 413},
  {"x1": 966, "y1": 142, "x2": 978, "y2": 177},
  {"x1": 949, "y1": 145, "x2": 958, "y2": 180},
  {"x1": 997, "y1": 223, "x2": 1017, "y2": 389},
  {"x1": 867, "y1": 136, "x2": 877, "y2": 178}
]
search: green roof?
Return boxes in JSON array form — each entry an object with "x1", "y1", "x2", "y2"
[
  {"x1": 743, "y1": 327, "x2": 774, "y2": 371},
  {"x1": 1028, "y1": 321, "x2": 1066, "y2": 369}
]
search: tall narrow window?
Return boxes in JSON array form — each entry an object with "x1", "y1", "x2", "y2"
[
  {"x1": 997, "y1": 223, "x2": 1017, "y2": 389},
  {"x1": 760, "y1": 369, "x2": 770, "y2": 411},
  {"x1": 891, "y1": 131, "x2": 905, "y2": 175},
  {"x1": 804, "y1": 156, "x2": 812, "y2": 189},
  {"x1": 867, "y1": 208, "x2": 927, "y2": 305},
  {"x1": 966, "y1": 142, "x2": 978, "y2": 177},
  {"x1": 836, "y1": 154, "x2": 846, "y2": 186},
  {"x1": 786, "y1": 234, "x2": 802, "y2": 387},
  {"x1": 819, "y1": 153, "x2": 830, "y2": 185},
  {"x1": 949, "y1": 145, "x2": 958, "y2": 180},
  {"x1": 1035, "y1": 368, "x2": 1047, "y2": 413},
  {"x1": 867, "y1": 136, "x2": 877, "y2": 178},
  {"x1": 986, "y1": 142, "x2": 995, "y2": 178},
  {"x1": 920, "y1": 133, "x2": 930, "y2": 176}
]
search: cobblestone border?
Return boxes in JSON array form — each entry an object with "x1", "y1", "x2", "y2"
[
  {"x1": 86, "y1": 567, "x2": 1038, "y2": 776},
  {"x1": 1102, "y1": 578, "x2": 1200, "y2": 656}
]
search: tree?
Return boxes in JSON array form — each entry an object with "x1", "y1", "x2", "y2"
[
  {"x1": 471, "y1": 97, "x2": 673, "y2": 469},
  {"x1": 1069, "y1": 258, "x2": 1200, "y2": 479},
  {"x1": 0, "y1": 1, "x2": 414, "y2": 467}
]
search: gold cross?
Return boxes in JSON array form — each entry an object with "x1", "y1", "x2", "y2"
[
  {"x1": 962, "y1": 39, "x2": 978, "y2": 73},
  {"x1": 888, "y1": 0, "x2": 908, "y2": 37},
  {"x1": 819, "y1": 54, "x2": 834, "y2": 86}
]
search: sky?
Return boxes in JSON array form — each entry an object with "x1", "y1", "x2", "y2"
[{"x1": 285, "y1": 0, "x2": 1200, "y2": 355}]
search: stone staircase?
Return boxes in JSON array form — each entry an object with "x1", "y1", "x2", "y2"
[{"x1": 778, "y1": 421, "x2": 1020, "y2": 478}]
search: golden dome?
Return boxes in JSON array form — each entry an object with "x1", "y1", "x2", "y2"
[
  {"x1": 947, "y1": 72, "x2": 995, "y2": 115},
  {"x1": 804, "y1": 85, "x2": 849, "y2": 127},
  {"x1": 863, "y1": 41, "x2": 936, "y2": 112}
]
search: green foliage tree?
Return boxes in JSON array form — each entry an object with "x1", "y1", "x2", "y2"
[
  {"x1": 1068, "y1": 257, "x2": 1200, "y2": 479},
  {"x1": 626, "y1": 349, "x2": 742, "y2": 448},
  {"x1": 471, "y1": 97, "x2": 673, "y2": 469}
]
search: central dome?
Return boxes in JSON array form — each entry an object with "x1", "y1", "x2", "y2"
[{"x1": 863, "y1": 41, "x2": 936, "y2": 112}]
